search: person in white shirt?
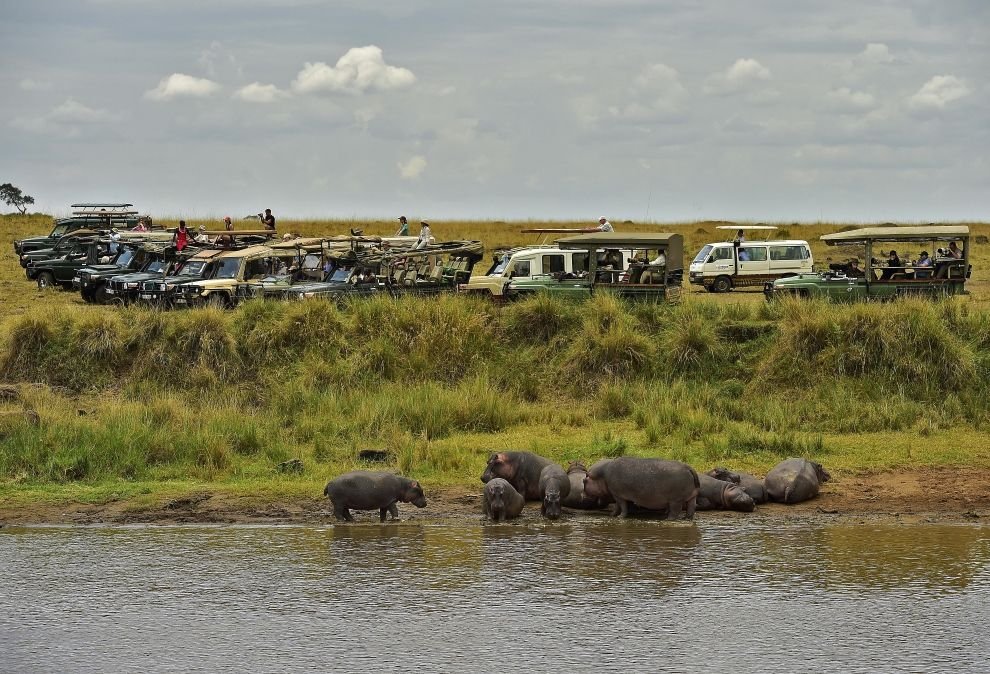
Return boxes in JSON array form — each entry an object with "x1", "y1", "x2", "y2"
[
  {"x1": 650, "y1": 251, "x2": 666, "y2": 267},
  {"x1": 414, "y1": 220, "x2": 432, "y2": 249},
  {"x1": 597, "y1": 216, "x2": 614, "y2": 232}
]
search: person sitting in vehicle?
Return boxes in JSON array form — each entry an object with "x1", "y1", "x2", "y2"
[
  {"x1": 914, "y1": 251, "x2": 932, "y2": 279},
  {"x1": 846, "y1": 258, "x2": 865, "y2": 278},
  {"x1": 947, "y1": 241, "x2": 962, "y2": 259},
  {"x1": 880, "y1": 250, "x2": 901, "y2": 281}
]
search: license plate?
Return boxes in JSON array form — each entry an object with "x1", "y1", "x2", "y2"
[
  {"x1": 175, "y1": 299, "x2": 187, "y2": 304},
  {"x1": 106, "y1": 289, "x2": 115, "y2": 294},
  {"x1": 140, "y1": 294, "x2": 153, "y2": 299},
  {"x1": 73, "y1": 277, "x2": 80, "y2": 282}
]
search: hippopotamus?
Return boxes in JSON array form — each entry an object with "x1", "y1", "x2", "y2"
[
  {"x1": 483, "y1": 478, "x2": 525, "y2": 521},
  {"x1": 583, "y1": 457, "x2": 699, "y2": 520},
  {"x1": 696, "y1": 474, "x2": 756, "y2": 512},
  {"x1": 481, "y1": 451, "x2": 554, "y2": 501},
  {"x1": 764, "y1": 458, "x2": 831, "y2": 504},
  {"x1": 323, "y1": 471, "x2": 427, "y2": 522},
  {"x1": 561, "y1": 461, "x2": 610, "y2": 510},
  {"x1": 538, "y1": 463, "x2": 571, "y2": 520},
  {"x1": 707, "y1": 467, "x2": 769, "y2": 504}
]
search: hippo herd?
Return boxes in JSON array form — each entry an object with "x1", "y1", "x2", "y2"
[{"x1": 322, "y1": 453, "x2": 831, "y2": 522}]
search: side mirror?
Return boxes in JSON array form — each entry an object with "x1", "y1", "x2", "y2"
[{"x1": 706, "y1": 255, "x2": 714, "y2": 264}]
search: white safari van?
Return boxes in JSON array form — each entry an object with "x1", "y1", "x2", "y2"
[{"x1": 688, "y1": 226, "x2": 813, "y2": 293}]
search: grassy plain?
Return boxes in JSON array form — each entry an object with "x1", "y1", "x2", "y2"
[{"x1": 2, "y1": 213, "x2": 990, "y2": 520}]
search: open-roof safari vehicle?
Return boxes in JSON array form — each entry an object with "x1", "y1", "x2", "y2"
[
  {"x1": 137, "y1": 249, "x2": 229, "y2": 307},
  {"x1": 689, "y1": 225, "x2": 813, "y2": 293},
  {"x1": 766, "y1": 225, "x2": 971, "y2": 301},
  {"x1": 502, "y1": 232, "x2": 684, "y2": 302},
  {"x1": 104, "y1": 243, "x2": 193, "y2": 305},
  {"x1": 175, "y1": 244, "x2": 299, "y2": 308},
  {"x1": 75, "y1": 241, "x2": 172, "y2": 303},
  {"x1": 13, "y1": 203, "x2": 159, "y2": 256},
  {"x1": 27, "y1": 235, "x2": 113, "y2": 290}
]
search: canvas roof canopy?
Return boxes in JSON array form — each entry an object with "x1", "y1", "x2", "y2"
[{"x1": 822, "y1": 225, "x2": 969, "y2": 245}]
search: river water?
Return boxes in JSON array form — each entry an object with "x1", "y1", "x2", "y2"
[{"x1": 2, "y1": 519, "x2": 989, "y2": 673}]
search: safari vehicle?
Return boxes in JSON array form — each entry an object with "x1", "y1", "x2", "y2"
[
  {"x1": 105, "y1": 245, "x2": 187, "y2": 304},
  {"x1": 460, "y1": 245, "x2": 601, "y2": 298},
  {"x1": 766, "y1": 225, "x2": 971, "y2": 301},
  {"x1": 13, "y1": 203, "x2": 156, "y2": 255},
  {"x1": 18, "y1": 229, "x2": 103, "y2": 268},
  {"x1": 75, "y1": 243, "x2": 158, "y2": 303},
  {"x1": 233, "y1": 237, "x2": 334, "y2": 301},
  {"x1": 27, "y1": 238, "x2": 114, "y2": 290},
  {"x1": 688, "y1": 226, "x2": 813, "y2": 293},
  {"x1": 175, "y1": 245, "x2": 298, "y2": 308},
  {"x1": 138, "y1": 249, "x2": 235, "y2": 307},
  {"x1": 504, "y1": 232, "x2": 684, "y2": 302}
]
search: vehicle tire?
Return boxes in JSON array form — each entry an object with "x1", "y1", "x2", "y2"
[
  {"x1": 37, "y1": 272, "x2": 56, "y2": 290},
  {"x1": 81, "y1": 288, "x2": 95, "y2": 303},
  {"x1": 712, "y1": 276, "x2": 732, "y2": 293},
  {"x1": 94, "y1": 284, "x2": 110, "y2": 305}
]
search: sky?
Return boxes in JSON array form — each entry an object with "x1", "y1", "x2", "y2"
[{"x1": 1, "y1": 0, "x2": 987, "y2": 221}]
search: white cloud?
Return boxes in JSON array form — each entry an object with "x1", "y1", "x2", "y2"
[
  {"x1": 292, "y1": 46, "x2": 416, "y2": 95},
  {"x1": 397, "y1": 155, "x2": 427, "y2": 179},
  {"x1": 145, "y1": 73, "x2": 221, "y2": 101},
  {"x1": 826, "y1": 87, "x2": 877, "y2": 112},
  {"x1": 704, "y1": 58, "x2": 771, "y2": 95},
  {"x1": 19, "y1": 78, "x2": 52, "y2": 91},
  {"x1": 11, "y1": 97, "x2": 117, "y2": 137},
  {"x1": 234, "y1": 82, "x2": 288, "y2": 103},
  {"x1": 198, "y1": 41, "x2": 243, "y2": 80},
  {"x1": 859, "y1": 43, "x2": 894, "y2": 65},
  {"x1": 607, "y1": 63, "x2": 688, "y2": 121},
  {"x1": 908, "y1": 75, "x2": 971, "y2": 111}
]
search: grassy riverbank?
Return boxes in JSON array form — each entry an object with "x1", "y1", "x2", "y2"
[{"x1": 2, "y1": 213, "x2": 990, "y2": 519}]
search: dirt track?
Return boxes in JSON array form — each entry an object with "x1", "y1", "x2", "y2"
[{"x1": 1, "y1": 467, "x2": 988, "y2": 526}]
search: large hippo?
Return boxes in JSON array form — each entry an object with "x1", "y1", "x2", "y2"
[
  {"x1": 561, "y1": 461, "x2": 610, "y2": 510},
  {"x1": 483, "y1": 478, "x2": 525, "y2": 522},
  {"x1": 696, "y1": 474, "x2": 756, "y2": 512},
  {"x1": 707, "y1": 467, "x2": 769, "y2": 504},
  {"x1": 538, "y1": 463, "x2": 571, "y2": 520},
  {"x1": 764, "y1": 458, "x2": 831, "y2": 504},
  {"x1": 481, "y1": 451, "x2": 554, "y2": 501},
  {"x1": 323, "y1": 471, "x2": 427, "y2": 522},
  {"x1": 583, "y1": 457, "x2": 699, "y2": 520}
]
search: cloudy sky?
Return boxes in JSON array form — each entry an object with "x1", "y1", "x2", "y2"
[{"x1": 1, "y1": 1, "x2": 987, "y2": 221}]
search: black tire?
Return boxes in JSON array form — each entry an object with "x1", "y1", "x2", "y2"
[
  {"x1": 37, "y1": 272, "x2": 56, "y2": 290},
  {"x1": 712, "y1": 275, "x2": 732, "y2": 293},
  {"x1": 94, "y1": 284, "x2": 110, "y2": 305},
  {"x1": 81, "y1": 287, "x2": 95, "y2": 303}
]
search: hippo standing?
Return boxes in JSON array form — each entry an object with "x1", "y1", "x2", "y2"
[
  {"x1": 696, "y1": 474, "x2": 756, "y2": 512},
  {"x1": 764, "y1": 458, "x2": 831, "y2": 504},
  {"x1": 483, "y1": 478, "x2": 525, "y2": 522},
  {"x1": 583, "y1": 457, "x2": 699, "y2": 520},
  {"x1": 707, "y1": 467, "x2": 769, "y2": 504},
  {"x1": 538, "y1": 463, "x2": 571, "y2": 520},
  {"x1": 561, "y1": 461, "x2": 610, "y2": 510},
  {"x1": 481, "y1": 451, "x2": 554, "y2": 501},
  {"x1": 323, "y1": 471, "x2": 427, "y2": 522}
]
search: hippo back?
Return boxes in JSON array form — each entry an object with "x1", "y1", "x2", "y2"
[
  {"x1": 599, "y1": 457, "x2": 699, "y2": 511},
  {"x1": 765, "y1": 458, "x2": 825, "y2": 504}
]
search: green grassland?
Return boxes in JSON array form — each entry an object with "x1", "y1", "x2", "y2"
[{"x1": 2, "y1": 213, "x2": 990, "y2": 513}]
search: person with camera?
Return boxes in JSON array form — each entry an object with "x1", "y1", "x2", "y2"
[{"x1": 260, "y1": 208, "x2": 276, "y2": 231}]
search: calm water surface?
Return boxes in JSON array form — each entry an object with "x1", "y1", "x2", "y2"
[{"x1": 2, "y1": 519, "x2": 989, "y2": 673}]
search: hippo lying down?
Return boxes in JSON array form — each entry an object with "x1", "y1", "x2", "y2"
[
  {"x1": 324, "y1": 471, "x2": 427, "y2": 522},
  {"x1": 765, "y1": 458, "x2": 831, "y2": 504}
]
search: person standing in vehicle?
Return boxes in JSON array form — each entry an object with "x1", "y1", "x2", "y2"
[
  {"x1": 261, "y1": 208, "x2": 276, "y2": 231},
  {"x1": 734, "y1": 229, "x2": 745, "y2": 243},
  {"x1": 947, "y1": 241, "x2": 962, "y2": 259},
  {"x1": 395, "y1": 215, "x2": 409, "y2": 236},
  {"x1": 173, "y1": 220, "x2": 191, "y2": 252},
  {"x1": 414, "y1": 220, "x2": 432, "y2": 249},
  {"x1": 597, "y1": 216, "x2": 614, "y2": 232},
  {"x1": 880, "y1": 250, "x2": 901, "y2": 281}
]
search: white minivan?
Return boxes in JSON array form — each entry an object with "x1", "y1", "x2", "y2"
[{"x1": 689, "y1": 227, "x2": 813, "y2": 293}]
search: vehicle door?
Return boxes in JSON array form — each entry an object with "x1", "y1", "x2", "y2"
[
  {"x1": 707, "y1": 245, "x2": 734, "y2": 276},
  {"x1": 769, "y1": 244, "x2": 810, "y2": 275},
  {"x1": 736, "y1": 245, "x2": 768, "y2": 276},
  {"x1": 508, "y1": 257, "x2": 533, "y2": 279}
]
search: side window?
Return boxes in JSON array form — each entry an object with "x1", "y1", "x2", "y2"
[
  {"x1": 770, "y1": 246, "x2": 805, "y2": 261},
  {"x1": 511, "y1": 260, "x2": 531, "y2": 277},
  {"x1": 541, "y1": 254, "x2": 565, "y2": 274},
  {"x1": 712, "y1": 247, "x2": 733, "y2": 261},
  {"x1": 802, "y1": 246, "x2": 811, "y2": 260},
  {"x1": 571, "y1": 252, "x2": 589, "y2": 272},
  {"x1": 738, "y1": 246, "x2": 767, "y2": 261}
]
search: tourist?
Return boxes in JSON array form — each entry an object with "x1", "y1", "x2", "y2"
[
  {"x1": 261, "y1": 208, "x2": 276, "y2": 231},
  {"x1": 395, "y1": 216, "x2": 409, "y2": 236},
  {"x1": 597, "y1": 216, "x2": 614, "y2": 232}
]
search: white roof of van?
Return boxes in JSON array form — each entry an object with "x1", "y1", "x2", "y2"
[{"x1": 708, "y1": 239, "x2": 810, "y2": 246}]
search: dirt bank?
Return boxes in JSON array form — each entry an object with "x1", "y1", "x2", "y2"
[{"x1": 1, "y1": 467, "x2": 988, "y2": 526}]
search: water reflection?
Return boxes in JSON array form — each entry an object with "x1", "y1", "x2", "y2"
[{"x1": 1, "y1": 521, "x2": 989, "y2": 673}]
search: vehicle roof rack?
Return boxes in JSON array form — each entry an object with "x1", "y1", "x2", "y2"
[
  {"x1": 70, "y1": 202, "x2": 134, "y2": 208},
  {"x1": 71, "y1": 209, "x2": 140, "y2": 216}
]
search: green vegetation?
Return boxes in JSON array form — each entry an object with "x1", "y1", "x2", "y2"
[{"x1": 2, "y1": 294, "x2": 990, "y2": 511}]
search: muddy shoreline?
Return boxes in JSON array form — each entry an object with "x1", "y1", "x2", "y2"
[{"x1": 1, "y1": 468, "x2": 988, "y2": 526}]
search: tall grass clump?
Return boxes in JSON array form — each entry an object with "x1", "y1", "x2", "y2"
[
  {"x1": 502, "y1": 293, "x2": 579, "y2": 345},
  {"x1": 566, "y1": 295, "x2": 656, "y2": 378}
]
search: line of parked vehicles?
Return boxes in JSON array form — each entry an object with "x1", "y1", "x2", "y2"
[{"x1": 13, "y1": 203, "x2": 974, "y2": 308}]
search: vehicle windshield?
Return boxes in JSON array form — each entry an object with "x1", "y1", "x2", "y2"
[
  {"x1": 211, "y1": 258, "x2": 242, "y2": 279},
  {"x1": 144, "y1": 260, "x2": 164, "y2": 273},
  {"x1": 303, "y1": 254, "x2": 321, "y2": 270},
  {"x1": 50, "y1": 225, "x2": 69, "y2": 238},
  {"x1": 115, "y1": 249, "x2": 135, "y2": 267},
  {"x1": 490, "y1": 254, "x2": 511, "y2": 276},
  {"x1": 328, "y1": 267, "x2": 352, "y2": 282},
  {"x1": 692, "y1": 245, "x2": 713, "y2": 264},
  {"x1": 178, "y1": 260, "x2": 206, "y2": 277}
]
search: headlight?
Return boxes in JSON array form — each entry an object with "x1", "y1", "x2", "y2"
[{"x1": 302, "y1": 292, "x2": 315, "y2": 298}]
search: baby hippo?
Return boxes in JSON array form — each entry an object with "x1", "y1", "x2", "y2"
[
  {"x1": 562, "y1": 461, "x2": 611, "y2": 510},
  {"x1": 538, "y1": 463, "x2": 571, "y2": 520},
  {"x1": 483, "y1": 478, "x2": 525, "y2": 522},
  {"x1": 324, "y1": 470, "x2": 427, "y2": 522},
  {"x1": 697, "y1": 474, "x2": 755, "y2": 512},
  {"x1": 707, "y1": 467, "x2": 768, "y2": 504}
]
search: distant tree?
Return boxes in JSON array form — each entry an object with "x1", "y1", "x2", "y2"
[{"x1": 0, "y1": 183, "x2": 36, "y2": 214}]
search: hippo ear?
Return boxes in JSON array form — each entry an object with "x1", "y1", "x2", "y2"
[{"x1": 411, "y1": 481, "x2": 420, "y2": 488}]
